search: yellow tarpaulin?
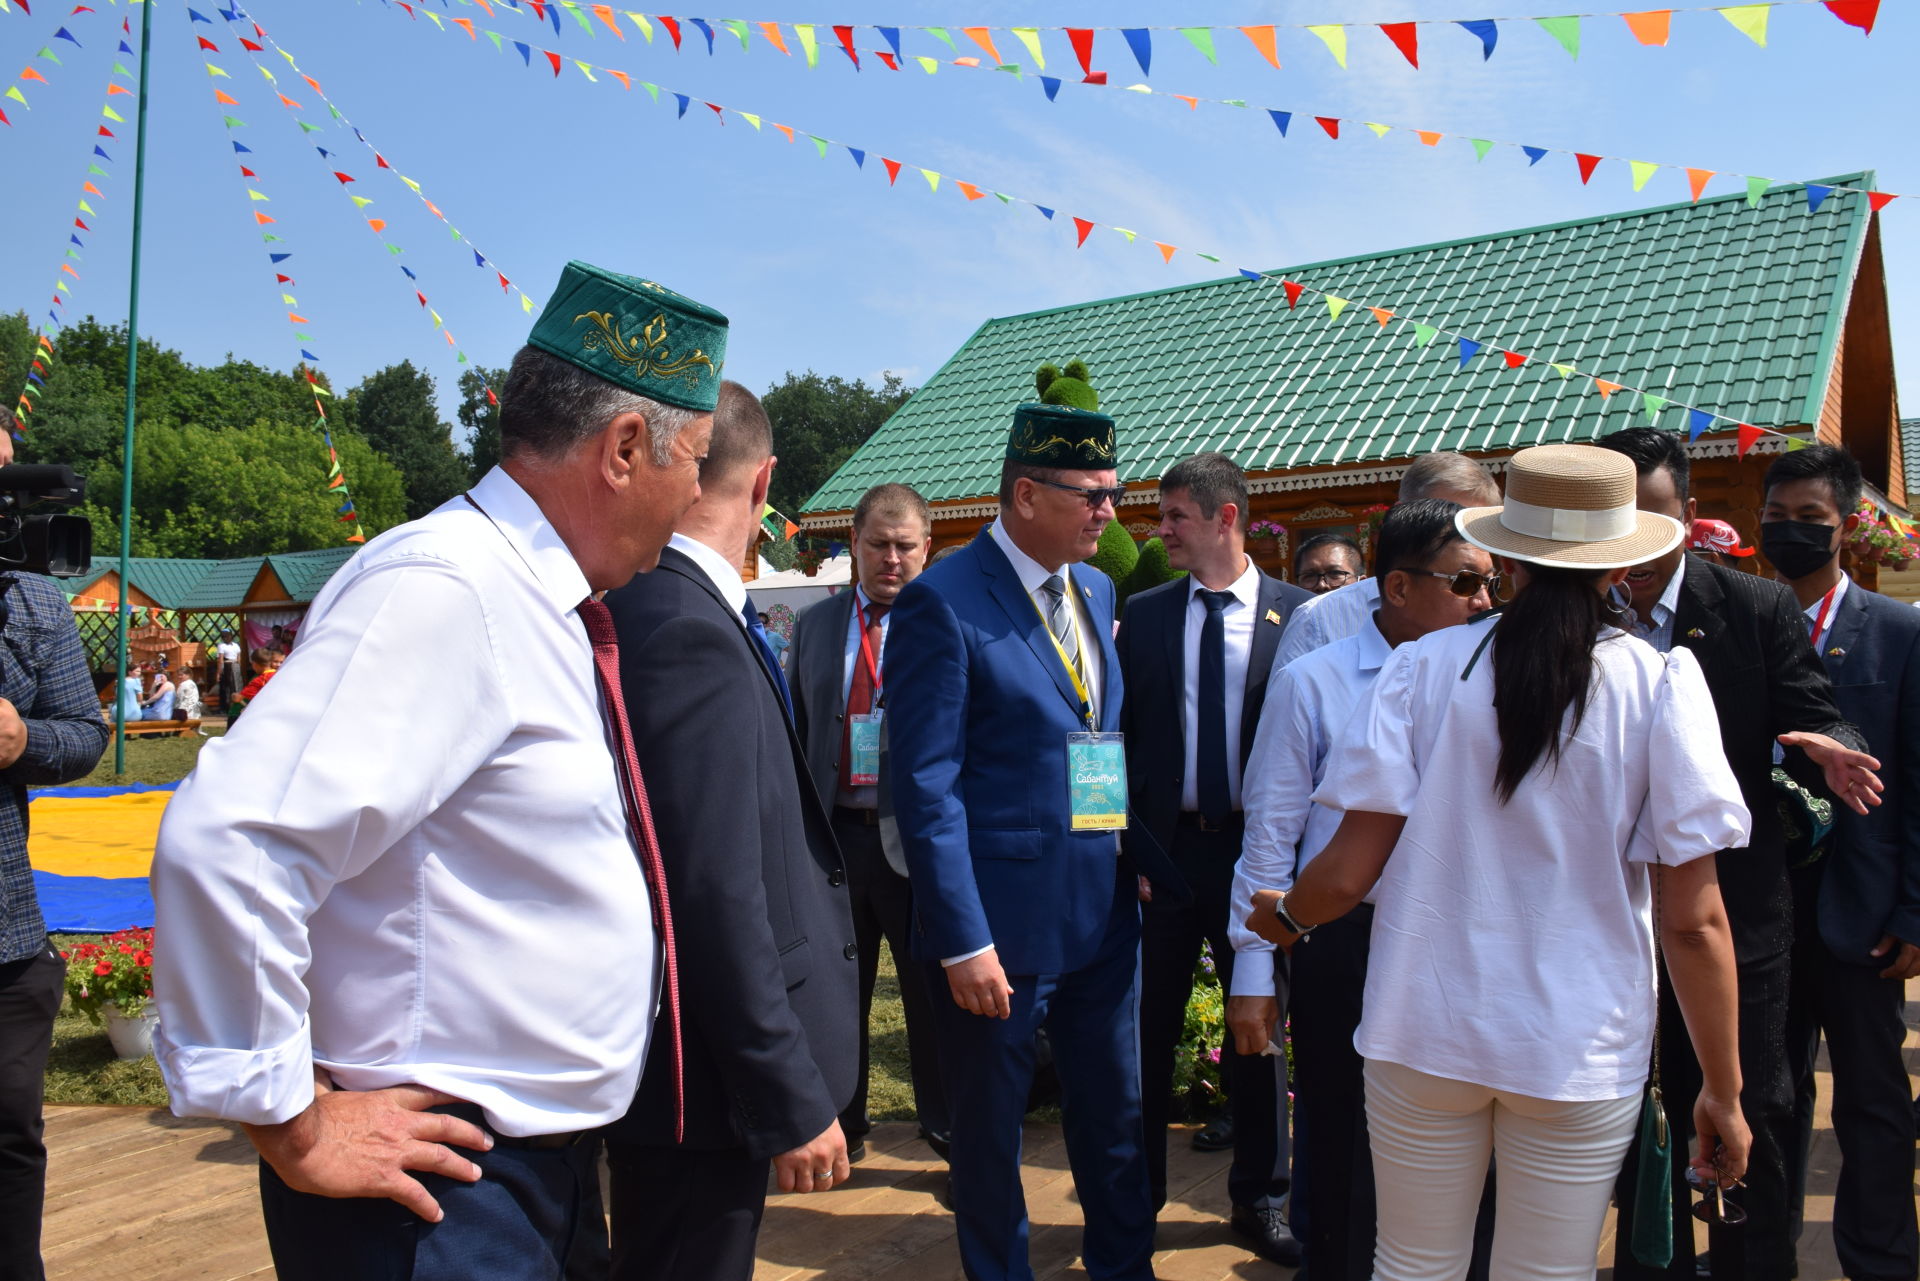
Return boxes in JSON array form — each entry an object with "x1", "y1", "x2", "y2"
[{"x1": 27, "y1": 791, "x2": 171, "y2": 878}]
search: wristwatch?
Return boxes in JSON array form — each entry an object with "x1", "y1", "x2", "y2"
[{"x1": 1273, "y1": 896, "x2": 1316, "y2": 938}]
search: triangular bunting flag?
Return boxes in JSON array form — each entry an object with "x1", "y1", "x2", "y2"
[
  {"x1": 1594, "y1": 378, "x2": 1623, "y2": 398},
  {"x1": 1868, "y1": 191, "x2": 1897, "y2": 212},
  {"x1": 1040, "y1": 76, "x2": 1061, "y2": 101},
  {"x1": 1537, "y1": 15, "x2": 1581, "y2": 58},
  {"x1": 1011, "y1": 27, "x2": 1044, "y2": 68},
  {"x1": 1154, "y1": 242, "x2": 1177, "y2": 263},
  {"x1": 1380, "y1": 22, "x2": 1418, "y2": 67},
  {"x1": 1575, "y1": 153, "x2": 1602, "y2": 184},
  {"x1": 1736, "y1": 424, "x2": 1765, "y2": 456},
  {"x1": 1179, "y1": 27, "x2": 1216, "y2": 63},
  {"x1": 1316, "y1": 116, "x2": 1340, "y2": 139},
  {"x1": 1412, "y1": 323, "x2": 1438, "y2": 346},
  {"x1": 1746, "y1": 175, "x2": 1770, "y2": 206},
  {"x1": 1417, "y1": 131, "x2": 1442, "y2": 147},
  {"x1": 1122, "y1": 28, "x2": 1151, "y2": 74},
  {"x1": 1503, "y1": 351, "x2": 1527, "y2": 368},
  {"x1": 1622, "y1": 10, "x2": 1673, "y2": 46},
  {"x1": 1282, "y1": 280, "x2": 1304, "y2": 308},
  {"x1": 881, "y1": 157, "x2": 901, "y2": 185},
  {"x1": 1719, "y1": 4, "x2": 1770, "y2": 45},
  {"x1": 1523, "y1": 146, "x2": 1548, "y2": 165},
  {"x1": 961, "y1": 27, "x2": 1002, "y2": 65},
  {"x1": 1686, "y1": 168, "x2": 1715, "y2": 201},
  {"x1": 1370, "y1": 308, "x2": 1393, "y2": 327},
  {"x1": 1824, "y1": 0, "x2": 1879, "y2": 34},
  {"x1": 1806, "y1": 184, "x2": 1833, "y2": 212},
  {"x1": 1306, "y1": 24, "x2": 1348, "y2": 68},
  {"x1": 1239, "y1": 26, "x2": 1279, "y2": 69},
  {"x1": 1457, "y1": 19, "x2": 1498, "y2": 59},
  {"x1": 1326, "y1": 296, "x2": 1349, "y2": 320},
  {"x1": 919, "y1": 168, "x2": 939, "y2": 191},
  {"x1": 1687, "y1": 409, "x2": 1714, "y2": 440},
  {"x1": 1630, "y1": 161, "x2": 1660, "y2": 191},
  {"x1": 1471, "y1": 138, "x2": 1494, "y2": 160},
  {"x1": 1072, "y1": 217, "x2": 1095, "y2": 247},
  {"x1": 1458, "y1": 338, "x2": 1482, "y2": 368},
  {"x1": 1365, "y1": 123, "x2": 1391, "y2": 139},
  {"x1": 793, "y1": 23, "x2": 817, "y2": 67},
  {"x1": 1268, "y1": 109, "x2": 1291, "y2": 136}
]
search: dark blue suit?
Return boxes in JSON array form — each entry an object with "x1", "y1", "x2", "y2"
[
  {"x1": 888, "y1": 528, "x2": 1177, "y2": 1281},
  {"x1": 1786, "y1": 581, "x2": 1920, "y2": 1281}
]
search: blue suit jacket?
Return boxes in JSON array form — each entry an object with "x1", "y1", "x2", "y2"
[
  {"x1": 887, "y1": 529, "x2": 1178, "y2": 976},
  {"x1": 1815, "y1": 583, "x2": 1920, "y2": 965}
]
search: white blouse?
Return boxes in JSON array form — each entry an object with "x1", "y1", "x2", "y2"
[{"x1": 1314, "y1": 616, "x2": 1749, "y2": 1102}]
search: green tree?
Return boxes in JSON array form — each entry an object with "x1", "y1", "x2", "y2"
[
  {"x1": 457, "y1": 365, "x2": 507, "y2": 483},
  {"x1": 761, "y1": 370, "x2": 914, "y2": 517},
  {"x1": 343, "y1": 360, "x2": 467, "y2": 519}
]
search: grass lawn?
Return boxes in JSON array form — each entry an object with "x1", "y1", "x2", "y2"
[{"x1": 71, "y1": 726, "x2": 221, "y2": 788}]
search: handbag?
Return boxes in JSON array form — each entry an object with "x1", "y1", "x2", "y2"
[{"x1": 1630, "y1": 853, "x2": 1674, "y2": 1268}]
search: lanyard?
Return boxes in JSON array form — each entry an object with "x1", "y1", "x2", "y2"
[
  {"x1": 853, "y1": 596, "x2": 884, "y2": 694},
  {"x1": 1028, "y1": 580, "x2": 1096, "y2": 729},
  {"x1": 1808, "y1": 581, "x2": 1842, "y2": 646}
]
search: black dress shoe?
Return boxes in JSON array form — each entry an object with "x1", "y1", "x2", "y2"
[
  {"x1": 1230, "y1": 1204, "x2": 1303, "y2": 1267},
  {"x1": 845, "y1": 1138, "x2": 867, "y2": 1164},
  {"x1": 1192, "y1": 1113, "x2": 1236, "y2": 1152},
  {"x1": 920, "y1": 1128, "x2": 951, "y2": 1161}
]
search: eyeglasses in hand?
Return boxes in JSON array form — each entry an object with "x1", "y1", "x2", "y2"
[
  {"x1": 1034, "y1": 478, "x2": 1128, "y2": 510},
  {"x1": 1686, "y1": 1166, "x2": 1748, "y2": 1227}
]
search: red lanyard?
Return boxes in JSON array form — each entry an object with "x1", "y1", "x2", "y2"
[
  {"x1": 854, "y1": 596, "x2": 883, "y2": 694},
  {"x1": 1808, "y1": 582, "x2": 1841, "y2": 646}
]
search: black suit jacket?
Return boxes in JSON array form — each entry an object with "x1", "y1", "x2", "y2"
[
  {"x1": 602, "y1": 546, "x2": 859, "y2": 1158},
  {"x1": 1813, "y1": 582, "x2": 1920, "y2": 965},
  {"x1": 1668, "y1": 558, "x2": 1864, "y2": 964},
  {"x1": 1116, "y1": 568, "x2": 1312, "y2": 888}
]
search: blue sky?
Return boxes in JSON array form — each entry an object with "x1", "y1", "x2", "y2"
[{"x1": 2, "y1": 0, "x2": 1911, "y2": 446}]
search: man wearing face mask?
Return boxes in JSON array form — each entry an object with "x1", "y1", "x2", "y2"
[
  {"x1": 1762, "y1": 444, "x2": 1920, "y2": 1281},
  {"x1": 1595, "y1": 428, "x2": 1881, "y2": 1281}
]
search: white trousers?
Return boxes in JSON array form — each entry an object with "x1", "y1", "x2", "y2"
[{"x1": 1364, "y1": 1058, "x2": 1642, "y2": 1281}]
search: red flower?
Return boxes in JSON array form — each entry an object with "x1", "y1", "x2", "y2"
[{"x1": 92, "y1": 961, "x2": 112, "y2": 977}]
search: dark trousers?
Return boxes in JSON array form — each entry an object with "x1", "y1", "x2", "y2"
[
  {"x1": 0, "y1": 943, "x2": 63, "y2": 1281},
  {"x1": 258, "y1": 1121, "x2": 599, "y2": 1281},
  {"x1": 929, "y1": 865, "x2": 1154, "y2": 1281},
  {"x1": 1140, "y1": 822, "x2": 1289, "y2": 1214},
  {"x1": 1785, "y1": 870, "x2": 1919, "y2": 1281},
  {"x1": 605, "y1": 1141, "x2": 768, "y2": 1281},
  {"x1": 833, "y1": 811, "x2": 949, "y2": 1141},
  {"x1": 1613, "y1": 944, "x2": 1797, "y2": 1281}
]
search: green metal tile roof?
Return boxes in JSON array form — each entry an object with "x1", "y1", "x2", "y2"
[
  {"x1": 806, "y1": 175, "x2": 1875, "y2": 514},
  {"x1": 177, "y1": 557, "x2": 265, "y2": 610},
  {"x1": 267, "y1": 546, "x2": 359, "y2": 603},
  {"x1": 65, "y1": 557, "x2": 221, "y2": 609},
  {"x1": 1903, "y1": 418, "x2": 1918, "y2": 495}
]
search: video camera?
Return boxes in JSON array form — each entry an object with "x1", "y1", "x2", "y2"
[{"x1": 0, "y1": 464, "x2": 91, "y2": 577}]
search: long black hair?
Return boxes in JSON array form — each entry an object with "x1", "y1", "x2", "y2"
[{"x1": 1491, "y1": 563, "x2": 1615, "y2": 803}]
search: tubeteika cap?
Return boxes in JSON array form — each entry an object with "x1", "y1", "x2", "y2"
[
  {"x1": 1006, "y1": 403, "x2": 1118, "y2": 470},
  {"x1": 1456, "y1": 444, "x2": 1683, "y2": 570},
  {"x1": 527, "y1": 260, "x2": 728, "y2": 412}
]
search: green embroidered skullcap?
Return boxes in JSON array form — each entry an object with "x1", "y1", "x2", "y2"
[
  {"x1": 1006, "y1": 403, "x2": 1118, "y2": 470},
  {"x1": 527, "y1": 260, "x2": 728, "y2": 412}
]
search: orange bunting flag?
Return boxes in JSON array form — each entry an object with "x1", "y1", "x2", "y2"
[
  {"x1": 368, "y1": 218, "x2": 385, "y2": 232},
  {"x1": 82, "y1": 181, "x2": 101, "y2": 196},
  {"x1": 302, "y1": 76, "x2": 323, "y2": 95},
  {"x1": 1503, "y1": 351, "x2": 1527, "y2": 368},
  {"x1": 1072, "y1": 217, "x2": 1095, "y2": 247},
  {"x1": 1370, "y1": 308, "x2": 1394, "y2": 327},
  {"x1": 1172, "y1": 94, "x2": 1198, "y2": 110},
  {"x1": 21, "y1": 68, "x2": 46, "y2": 84},
  {"x1": 287, "y1": 312, "x2": 309, "y2": 324},
  {"x1": 773, "y1": 123, "x2": 795, "y2": 142},
  {"x1": 1239, "y1": 25, "x2": 1280, "y2": 69},
  {"x1": 955, "y1": 181, "x2": 986, "y2": 201},
  {"x1": 277, "y1": 94, "x2": 300, "y2": 109},
  {"x1": 1154, "y1": 241, "x2": 1178, "y2": 263},
  {"x1": 106, "y1": 83, "x2": 130, "y2": 96},
  {"x1": 961, "y1": 26, "x2": 1003, "y2": 65},
  {"x1": 759, "y1": 22, "x2": 789, "y2": 53},
  {"x1": 451, "y1": 16, "x2": 473, "y2": 38},
  {"x1": 607, "y1": 69, "x2": 630, "y2": 90},
  {"x1": 1686, "y1": 168, "x2": 1715, "y2": 201},
  {"x1": 591, "y1": 4, "x2": 622, "y2": 37},
  {"x1": 1594, "y1": 378, "x2": 1623, "y2": 398},
  {"x1": 1380, "y1": 22, "x2": 1419, "y2": 67},
  {"x1": 1623, "y1": 10, "x2": 1674, "y2": 45},
  {"x1": 1417, "y1": 131, "x2": 1442, "y2": 146},
  {"x1": 254, "y1": 211, "x2": 274, "y2": 225},
  {"x1": 1735, "y1": 424, "x2": 1765, "y2": 456}
]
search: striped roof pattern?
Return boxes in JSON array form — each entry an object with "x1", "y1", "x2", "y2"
[
  {"x1": 806, "y1": 175, "x2": 1873, "y2": 512},
  {"x1": 267, "y1": 547, "x2": 359, "y2": 603},
  {"x1": 67, "y1": 557, "x2": 221, "y2": 609}
]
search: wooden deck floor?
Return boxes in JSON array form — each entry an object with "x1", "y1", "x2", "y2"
[{"x1": 42, "y1": 1067, "x2": 1899, "y2": 1281}]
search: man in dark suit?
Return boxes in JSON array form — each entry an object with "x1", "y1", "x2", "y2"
[
  {"x1": 789, "y1": 481, "x2": 951, "y2": 1161},
  {"x1": 1116, "y1": 452, "x2": 1309, "y2": 1266},
  {"x1": 889, "y1": 400, "x2": 1183, "y2": 1281},
  {"x1": 1762, "y1": 445, "x2": 1919, "y2": 1281},
  {"x1": 1597, "y1": 428, "x2": 1881, "y2": 1281},
  {"x1": 602, "y1": 381, "x2": 860, "y2": 1281}
]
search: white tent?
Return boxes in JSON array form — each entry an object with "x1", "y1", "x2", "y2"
[{"x1": 745, "y1": 553, "x2": 852, "y2": 616}]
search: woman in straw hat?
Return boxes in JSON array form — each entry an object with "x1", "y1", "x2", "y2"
[{"x1": 1246, "y1": 444, "x2": 1753, "y2": 1280}]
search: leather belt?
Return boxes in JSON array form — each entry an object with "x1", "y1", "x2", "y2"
[
  {"x1": 1176, "y1": 811, "x2": 1244, "y2": 834},
  {"x1": 833, "y1": 805, "x2": 882, "y2": 827},
  {"x1": 432, "y1": 1102, "x2": 588, "y2": 1151}
]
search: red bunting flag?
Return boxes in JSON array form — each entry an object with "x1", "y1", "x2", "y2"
[
  {"x1": 1282, "y1": 280, "x2": 1304, "y2": 308},
  {"x1": 1072, "y1": 217, "x2": 1095, "y2": 247},
  {"x1": 1380, "y1": 23, "x2": 1419, "y2": 67},
  {"x1": 1503, "y1": 351, "x2": 1526, "y2": 368},
  {"x1": 875, "y1": 51, "x2": 897, "y2": 70},
  {"x1": 881, "y1": 157, "x2": 902, "y2": 185},
  {"x1": 1575, "y1": 154, "x2": 1602, "y2": 184},
  {"x1": 1067, "y1": 27, "x2": 1094, "y2": 76},
  {"x1": 1315, "y1": 116, "x2": 1340, "y2": 139},
  {"x1": 333, "y1": 171, "x2": 354, "y2": 184},
  {"x1": 544, "y1": 50, "x2": 561, "y2": 76},
  {"x1": 706, "y1": 102, "x2": 724, "y2": 122},
  {"x1": 376, "y1": 155, "x2": 390, "y2": 168},
  {"x1": 1824, "y1": 0, "x2": 1879, "y2": 34},
  {"x1": 486, "y1": 387, "x2": 499, "y2": 406},
  {"x1": 1868, "y1": 192, "x2": 1896, "y2": 212},
  {"x1": 276, "y1": 273, "x2": 291, "y2": 283},
  {"x1": 197, "y1": 36, "x2": 218, "y2": 50},
  {"x1": 833, "y1": 25, "x2": 859, "y2": 68},
  {"x1": 416, "y1": 291, "x2": 428, "y2": 306},
  {"x1": 659, "y1": 15, "x2": 681, "y2": 49},
  {"x1": 239, "y1": 37, "x2": 262, "y2": 52},
  {"x1": 498, "y1": 272, "x2": 511, "y2": 291},
  {"x1": 1736, "y1": 424, "x2": 1765, "y2": 456}
]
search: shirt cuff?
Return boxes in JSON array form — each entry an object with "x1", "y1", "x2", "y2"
[
  {"x1": 154, "y1": 1020, "x2": 317, "y2": 1126},
  {"x1": 941, "y1": 945, "x2": 994, "y2": 967},
  {"x1": 1228, "y1": 950, "x2": 1277, "y2": 998}
]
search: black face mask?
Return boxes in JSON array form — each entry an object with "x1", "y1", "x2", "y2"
[{"x1": 1760, "y1": 520, "x2": 1839, "y2": 581}]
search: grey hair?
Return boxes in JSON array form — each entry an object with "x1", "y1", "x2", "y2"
[
  {"x1": 497, "y1": 344, "x2": 698, "y2": 467},
  {"x1": 1399, "y1": 451, "x2": 1500, "y2": 507}
]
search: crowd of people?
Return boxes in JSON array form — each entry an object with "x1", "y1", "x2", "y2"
[{"x1": 0, "y1": 258, "x2": 1894, "y2": 1281}]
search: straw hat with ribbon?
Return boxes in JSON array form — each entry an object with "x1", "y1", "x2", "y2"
[{"x1": 1457, "y1": 444, "x2": 1684, "y2": 570}]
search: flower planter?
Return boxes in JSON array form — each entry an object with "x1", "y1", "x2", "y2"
[
  {"x1": 104, "y1": 1003, "x2": 159, "y2": 1060},
  {"x1": 1250, "y1": 536, "x2": 1279, "y2": 560}
]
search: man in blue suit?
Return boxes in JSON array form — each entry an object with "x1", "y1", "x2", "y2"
[
  {"x1": 888, "y1": 400, "x2": 1183, "y2": 1281},
  {"x1": 1763, "y1": 445, "x2": 1919, "y2": 1281}
]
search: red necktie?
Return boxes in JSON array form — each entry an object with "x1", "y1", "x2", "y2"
[
  {"x1": 577, "y1": 596, "x2": 683, "y2": 1142},
  {"x1": 840, "y1": 601, "x2": 887, "y2": 781}
]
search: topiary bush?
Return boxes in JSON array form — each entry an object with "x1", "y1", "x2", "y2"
[
  {"x1": 1084, "y1": 518, "x2": 1140, "y2": 587},
  {"x1": 1121, "y1": 536, "x2": 1185, "y2": 603}
]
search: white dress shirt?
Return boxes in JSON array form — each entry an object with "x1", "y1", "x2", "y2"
[
  {"x1": 1272, "y1": 576, "x2": 1381, "y2": 673},
  {"x1": 1180, "y1": 557, "x2": 1259, "y2": 813},
  {"x1": 151, "y1": 467, "x2": 658, "y2": 1136},
  {"x1": 1806, "y1": 572, "x2": 1850, "y2": 654},
  {"x1": 1314, "y1": 617, "x2": 1750, "y2": 1101},
  {"x1": 668, "y1": 530, "x2": 750, "y2": 614},
  {"x1": 1229, "y1": 614, "x2": 1394, "y2": 997},
  {"x1": 1621, "y1": 555, "x2": 1686, "y2": 653}
]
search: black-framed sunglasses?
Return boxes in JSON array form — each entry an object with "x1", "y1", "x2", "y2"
[
  {"x1": 1297, "y1": 568, "x2": 1357, "y2": 589},
  {"x1": 1686, "y1": 1167, "x2": 1748, "y2": 1227},
  {"x1": 1034, "y1": 478, "x2": 1128, "y2": 509},
  {"x1": 1415, "y1": 568, "x2": 1503, "y2": 600}
]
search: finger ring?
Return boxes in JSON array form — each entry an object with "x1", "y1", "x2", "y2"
[{"x1": 813, "y1": 1170, "x2": 832, "y2": 1180}]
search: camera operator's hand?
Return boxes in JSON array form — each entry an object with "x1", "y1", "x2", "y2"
[
  {"x1": 0, "y1": 431, "x2": 14, "y2": 466},
  {"x1": 0, "y1": 699, "x2": 27, "y2": 768}
]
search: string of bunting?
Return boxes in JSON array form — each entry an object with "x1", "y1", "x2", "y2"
[
  {"x1": 188, "y1": 5, "x2": 367, "y2": 542},
  {"x1": 375, "y1": 0, "x2": 1903, "y2": 215},
  {"x1": 396, "y1": 0, "x2": 1880, "y2": 76},
  {"x1": 2, "y1": 3, "x2": 103, "y2": 128},
  {"x1": 14, "y1": 14, "x2": 125, "y2": 437},
  {"x1": 373, "y1": 1, "x2": 1844, "y2": 461},
  {"x1": 196, "y1": 4, "x2": 501, "y2": 420}
]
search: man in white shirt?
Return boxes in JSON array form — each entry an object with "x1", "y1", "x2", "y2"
[
  {"x1": 1271, "y1": 452, "x2": 1502, "y2": 672},
  {"x1": 151, "y1": 261, "x2": 724, "y2": 1281},
  {"x1": 212, "y1": 628, "x2": 241, "y2": 709},
  {"x1": 1228, "y1": 499, "x2": 1493, "y2": 1281}
]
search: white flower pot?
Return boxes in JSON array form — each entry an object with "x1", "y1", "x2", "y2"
[{"x1": 104, "y1": 1003, "x2": 159, "y2": 1060}]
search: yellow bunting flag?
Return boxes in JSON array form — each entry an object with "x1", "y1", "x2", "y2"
[
  {"x1": 1326, "y1": 296, "x2": 1349, "y2": 320},
  {"x1": 1630, "y1": 161, "x2": 1659, "y2": 191},
  {"x1": 1365, "y1": 122, "x2": 1390, "y2": 138},
  {"x1": 920, "y1": 169, "x2": 941, "y2": 193},
  {"x1": 1306, "y1": 25, "x2": 1347, "y2": 68},
  {"x1": 1718, "y1": 4, "x2": 1770, "y2": 45},
  {"x1": 1010, "y1": 27, "x2": 1044, "y2": 70},
  {"x1": 793, "y1": 23, "x2": 818, "y2": 67}
]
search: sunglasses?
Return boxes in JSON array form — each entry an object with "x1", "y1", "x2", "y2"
[
  {"x1": 1297, "y1": 568, "x2": 1357, "y2": 589},
  {"x1": 1685, "y1": 1166, "x2": 1748, "y2": 1227},
  {"x1": 1034, "y1": 478, "x2": 1128, "y2": 510},
  {"x1": 1414, "y1": 568, "x2": 1503, "y2": 599}
]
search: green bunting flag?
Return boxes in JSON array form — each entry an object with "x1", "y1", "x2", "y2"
[
  {"x1": 1412, "y1": 323, "x2": 1439, "y2": 346},
  {"x1": 1642, "y1": 393, "x2": 1669, "y2": 423},
  {"x1": 1179, "y1": 27, "x2": 1217, "y2": 64},
  {"x1": 1471, "y1": 139, "x2": 1495, "y2": 161},
  {"x1": 1537, "y1": 16, "x2": 1582, "y2": 59},
  {"x1": 1746, "y1": 176, "x2": 1770, "y2": 207}
]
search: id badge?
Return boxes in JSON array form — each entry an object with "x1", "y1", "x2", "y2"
[
  {"x1": 1067, "y1": 731, "x2": 1128, "y2": 831},
  {"x1": 848, "y1": 712, "x2": 882, "y2": 786}
]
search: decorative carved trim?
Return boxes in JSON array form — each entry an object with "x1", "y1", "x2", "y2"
[
  {"x1": 1291, "y1": 502, "x2": 1355, "y2": 522},
  {"x1": 1125, "y1": 521, "x2": 1157, "y2": 536}
]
